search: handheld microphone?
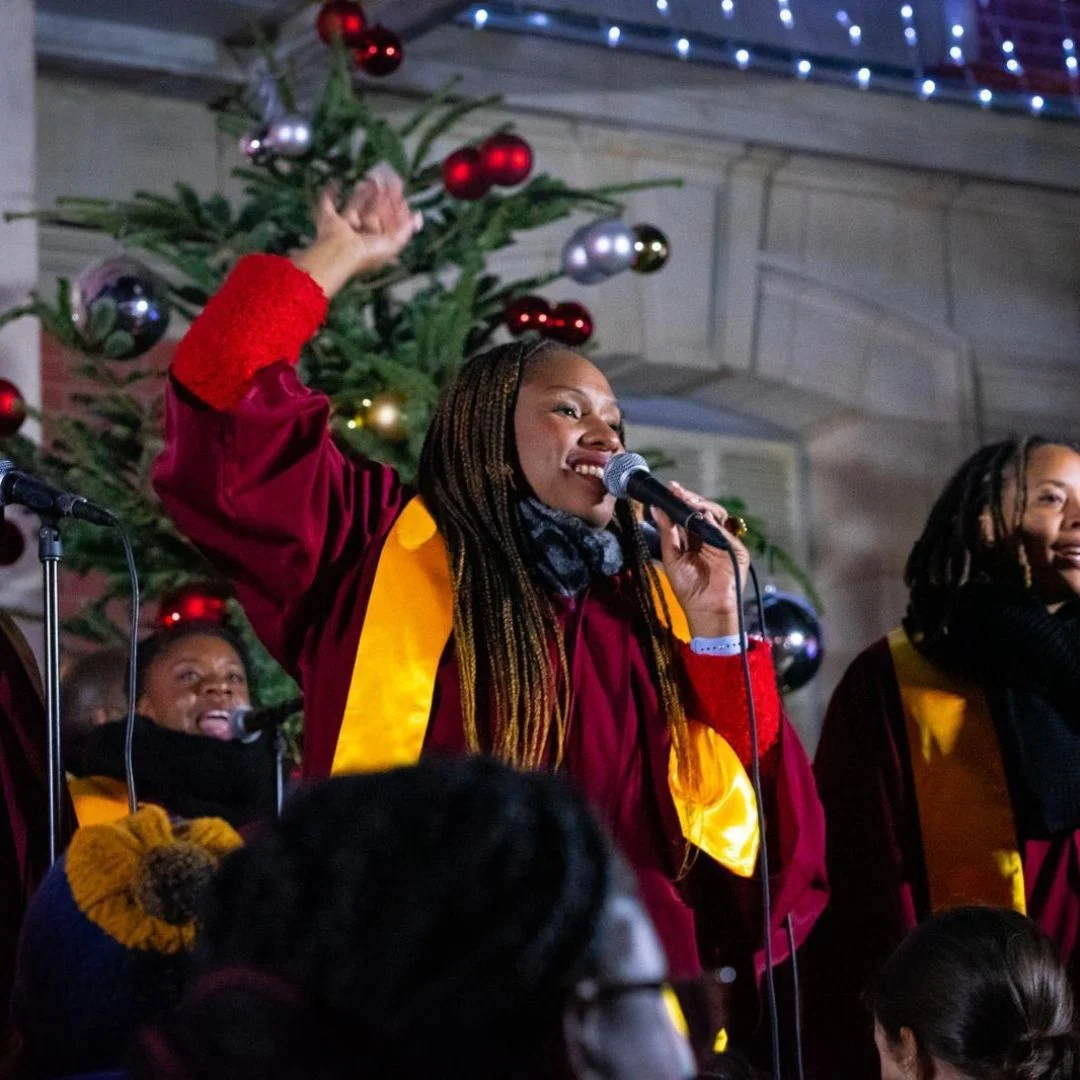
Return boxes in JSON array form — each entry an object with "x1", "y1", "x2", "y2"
[
  {"x1": 0, "y1": 459, "x2": 113, "y2": 527},
  {"x1": 602, "y1": 453, "x2": 731, "y2": 552},
  {"x1": 228, "y1": 697, "x2": 304, "y2": 740}
]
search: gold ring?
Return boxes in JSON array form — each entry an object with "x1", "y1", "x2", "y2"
[{"x1": 727, "y1": 515, "x2": 748, "y2": 539}]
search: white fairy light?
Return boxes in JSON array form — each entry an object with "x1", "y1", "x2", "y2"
[
  {"x1": 676, "y1": 36, "x2": 691, "y2": 57},
  {"x1": 780, "y1": 7, "x2": 794, "y2": 27},
  {"x1": 920, "y1": 77, "x2": 936, "y2": 97},
  {"x1": 949, "y1": 45, "x2": 963, "y2": 61},
  {"x1": 978, "y1": 87, "x2": 993, "y2": 105},
  {"x1": 836, "y1": 10, "x2": 850, "y2": 25},
  {"x1": 735, "y1": 47, "x2": 751, "y2": 68},
  {"x1": 721, "y1": 0, "x2": 735, "y2": 16},
  {"x1": 856, "y1": 66, "x2": 871, "y2": 87},
  {"x1": 1002, "y1": 39, "x2": 1015, "y2": 54},
  {"x1": 1068, "y1": 54, "x2": 1078, "y2": 73},
  {"x1": 656, "y1": 0, "x2": 669, "y2": 12},
  {"x1": 796, "y1": 57, "x2": 812, "y2": 77},
  {"x1": 849, "y1": 24, "x2": 862, "y2": 44},
  {"x1": 607, "y1": 25, "x2": 621, "y2": 45},
  {"x1": 473, "y1": 7, "x2": 488, "y2": 27},
  {"x1": 905, "y1": 26, "x2": 917, "y2": 44},
  {"x1": 1031, "y1": 94, "x2": 1045, "y2": 113},
  {"x1": 900, "y1": 4, "x2": 914, "y2": 19},
  {"x1": 1006, "y1": 57, "x2": 1022, "y2": 73},
  {"x1": 951, "y1": 24, "x2": 964, "y2": 38}
]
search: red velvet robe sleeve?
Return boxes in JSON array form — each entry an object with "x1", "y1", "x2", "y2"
[
  {"x1": 679, "y1": 640, "x2": 828, "y2": 1048},
  {"x1": 0, "y1": 614, "x2": 75, "y2": 1019},
  {"x1": 151, "y1": 255, "x2": 408, "y2": 679},
  {"x1": 799, "y1": 638, "x2": 924, "y2": 1079}
]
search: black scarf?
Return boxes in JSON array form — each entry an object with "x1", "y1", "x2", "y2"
[
  {"x1": 518, "y1": 498, "x2": 624, "y2": 597},
  {"x1": 913, "y1": 584, "x2": 1080, "y2": 837},
  {"x1": 78, "y1": 716, "x2": 277, "y2": 828}
]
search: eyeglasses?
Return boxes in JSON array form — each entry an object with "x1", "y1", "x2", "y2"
[{"x1": 572, "y1": 979, "x2": 690, "y2": 1038}]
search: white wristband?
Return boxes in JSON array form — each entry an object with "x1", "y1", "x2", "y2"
[{"x1": 689, "y1": 633, "x2": 747, "y2": 656}]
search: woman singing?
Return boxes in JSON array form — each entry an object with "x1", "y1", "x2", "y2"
[
  {"x1": 152, "y1": 169, "x2": 825, "y2": 1051},
  {"x1": 803, "y1": 436, "x2": 1080, "y2": 1077}
]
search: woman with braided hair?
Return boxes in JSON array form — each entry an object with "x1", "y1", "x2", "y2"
[
  {"x1": 802, "y1": 437, "x2": 1080, "y2": 1077},
  {"x1": 133, "y1": 757, "x2": 697, "y2": 1080},
  {"x1": 152, "y1": 167, "x2": 825, "y2": 1057}
]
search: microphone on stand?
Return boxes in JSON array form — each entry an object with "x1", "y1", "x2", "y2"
[
  {"x1": 227, "y1": 698, "x2": 304, "y2": 741},
  {"x1": 602, "y1": 453, "x2": 731, "y2": 552},
  {"x1": 0, "y1": 459, "x2": 113, "y2": 526}
]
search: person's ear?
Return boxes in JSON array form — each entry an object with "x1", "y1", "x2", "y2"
[
  {"x1": 898, "y1": 1027, "x2": 923, "y2": 1079},
  {"x1": 136, "y1": 692, "x2": 156, "y2": 721},
  {"x1": 563, "y1": 996, "x2": 605, "y2": 1080}
]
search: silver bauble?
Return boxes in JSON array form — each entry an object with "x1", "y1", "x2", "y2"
[
  {"x1": 266, "y1": 114, "x2": 314, "y2": 159},
  {"x1": 73, "y1": 256, "x2": 170, "y2": 360},
  {"x1": 581, "y1": 218, "x2": 637, "y2": 276},
  {"x1": 561, "y1": 225, "x2": 610, "y2": 285},
  {"x1": 754, "y1": 589, "x2": 824, "y2": 694}
]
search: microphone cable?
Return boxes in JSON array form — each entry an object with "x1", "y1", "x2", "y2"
[
  {"x1": 734, "y1": 553, "x2": 781, "y2": 1079},
  {"x1": 101, "y1": 512, "x2": 142, "y2": 815}
]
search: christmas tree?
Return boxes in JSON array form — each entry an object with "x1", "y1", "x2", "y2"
[{"x1": 0, "y1": 31, "x2": 692, "y2": 710}]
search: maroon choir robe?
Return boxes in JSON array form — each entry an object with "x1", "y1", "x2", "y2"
[
  {"x1": 151, "y1": 256, "x2": 827, "y2": 1038},
  {"x1": 802, "y1": 636, "x2": 1080, "y2": 1078}
]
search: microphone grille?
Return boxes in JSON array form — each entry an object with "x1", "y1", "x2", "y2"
[{"x1": 602, "y1": 452, "x2": 649, "y2": 498}]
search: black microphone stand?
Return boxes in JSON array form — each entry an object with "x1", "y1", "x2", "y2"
[{"x1": 38, "y1": 514, "x2": 64, "y2": 865}]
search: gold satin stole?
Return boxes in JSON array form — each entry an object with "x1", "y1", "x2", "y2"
[
  {"x1": 888, "y1": 628, "x2": 1025, "y2": 913},
  {"x1": 332, "y1": 496, "x2": 760, "y2": 877}
]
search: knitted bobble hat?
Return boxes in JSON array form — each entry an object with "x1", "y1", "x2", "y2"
[{"x1": 11, "y1": 805, "x2": 242, "y2": 1078}]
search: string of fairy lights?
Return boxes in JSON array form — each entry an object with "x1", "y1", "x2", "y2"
[{"x1": 459, "y1": 1, "x2": 1080, "y2": 120}]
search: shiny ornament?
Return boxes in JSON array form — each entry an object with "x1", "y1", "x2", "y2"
[
  {"x1": 0, "y1": 519, "x2": 24, "y2": 566},
  {"x1": 561, "y1": 226, "x2": 610, "y2": 285},
  {"x1": 480, "y1": 133, "x2": 534, "y2": 187},
  {"x1": 547, "y1": 302, "x2": 594, "y2": 347},
  {"x1": 631, "y1": 224, "x2": 671, "y2": 274},
  {"x1": 355, "y1": 25, "x2": 404, "y2": 76},
  {"x1": 0, "y1": 379, "x2": 27, "y2": 437},
  {"x1": 266, "y1": 114, "x2": 314, "y2": 159},
  {"x1": 443, "y1": 147, "x2": 491, "y2": 201},
  {"x1": 365, "y1": 393, "x2": 407, "y2": 442},
  {"x1": 316, "y1": 0, "x2": 367, "y2": 45},
  {"x1": 758, "y1": 590, "x2": 824, "y2": 694},
  {"x1": 158, "y1": 586, "x2": 228, "y2": 629},
  {"x1": 504, "y1": 295, "x2": 552, "y2": 336},
  {"x1": 240, "y1": 127, "x2": 275, "y2": 165},
  {"x1": 73, "y1": 256, "x2": 170, "y2": 360},
  {"x1": 580, "y1": 218, "x2": 637, "y2": 277}
]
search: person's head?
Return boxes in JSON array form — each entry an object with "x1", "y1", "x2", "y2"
[
  {"x1": 60, "y1": 647, "x2": 128, "y2": 768},
  {"x1": 905, "y1": 437, "x2": 1080, "y2": 640},
  {"x1": 416, "y1": 340, "x2": 694, "y2": 788},
  {"x1": 132, "y1": 757, "x2": 695, "y2": 1080},
  {"x1": 871, "y1": 906, "x2": 1080, "y2": 1080},
  {"x1": 135, "y1": 621, "x2": 250, "y2": 739},
  {"x1": 11, "y1": 806, "x2": 241, "y2": 1078}
]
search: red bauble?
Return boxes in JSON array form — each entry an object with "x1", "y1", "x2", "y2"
[
  {"x1": 480, "y1": 133, "x2": 534, "y2": 187},
  {"x1": 316, "y1": 0, "x2": 367, "y2": 46},
  {"x1": 443, "y1": 147, "x2": 491, "y2": 201},
  {"x1": 0, "y1": 519, "x2": 24, "y2": 566},
  {"x1": 158, "y1": 586, "x2": 228, "y2": 629},
  {"x1": 504, "y1": 295, "x2": 552, "y2": 336},
  {"x1": 547, "y1": 302, "x2": 594, "y2": 347},
  {"x1": 0, "y1": 379, "x2": 26, "y2": 437},
  {"x1": 355, "y1": 25, "x2": 404, "y2": 76}
]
